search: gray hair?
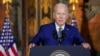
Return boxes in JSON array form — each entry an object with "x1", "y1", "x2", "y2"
[{"x1": 53, "y1": 3, "x2": 68, "y2": 13}]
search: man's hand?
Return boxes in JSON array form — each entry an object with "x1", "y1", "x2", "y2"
[
  {"x1": 82, "y1": 43, "x2": 91, "y2": 49},
  {"x1": 29, "y1": 43, "x2": 36, "y2": 48},
  {"x1": 28, "y1": 43, "x2": 36, "y2": 56}
]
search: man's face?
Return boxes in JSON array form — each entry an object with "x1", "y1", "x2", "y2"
[{"x1": 53, "y1": 6, "x2": 68, "y2": 26}]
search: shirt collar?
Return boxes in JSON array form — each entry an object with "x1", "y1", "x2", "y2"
[{"x1": 55, "y1": 22, "x2": 65, "y2": 32}]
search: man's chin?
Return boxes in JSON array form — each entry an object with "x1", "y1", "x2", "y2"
[{"x1": 58, "y1": 23, "x2": 64, "y2": 26}]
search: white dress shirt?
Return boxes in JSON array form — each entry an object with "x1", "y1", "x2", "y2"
[{"x1": 55, "y1": 23, "x2": 65, "y2": 32}]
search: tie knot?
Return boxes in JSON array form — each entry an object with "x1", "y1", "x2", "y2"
[{"x1": 59, "y1": 27, "x2": 62, "y2": 31}]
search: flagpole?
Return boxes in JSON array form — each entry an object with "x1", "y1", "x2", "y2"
[
  {"x1": 69, "y1": 0, "x2": 78, "y2": 16},
  {"x1": 3, "y1": 0, "x2": 12, "y2": 18},
  {"x1": 1, "y1": 0, "x2": 18, "y2": 56}
]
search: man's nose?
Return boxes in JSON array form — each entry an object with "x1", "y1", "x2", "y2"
[{"x1": 59, "y1": 14, "x2": 63, "y2": 19}]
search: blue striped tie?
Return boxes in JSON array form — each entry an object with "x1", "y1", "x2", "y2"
[{"x1": 58, "y1": 27, "x2": 62, "y2": 38}]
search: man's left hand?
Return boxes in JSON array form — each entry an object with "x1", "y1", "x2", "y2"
[{"x1": 82, "y1": 43, "x2": 91, "y2": 49}]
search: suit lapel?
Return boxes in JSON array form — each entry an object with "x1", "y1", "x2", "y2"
[
  {"x1": 51, "y1": 22, "x2": 56, "y2": 31},
  {"x1": 64, "y1": 24, "x2": 69, "y2": 31}
]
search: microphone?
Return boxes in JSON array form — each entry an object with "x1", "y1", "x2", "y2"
[
  {"x1": 58, "y1": 30, "x2": 66, "y2": 45},
  {"x1": 61, "y1": 30, "x2": 66, "y2": 40},
  {"x1": 53, "y1": 30, "x2": 58, "y2": 40},
  {"x1": 53, "y1": 30, "x2": 61, "y2": 45}
]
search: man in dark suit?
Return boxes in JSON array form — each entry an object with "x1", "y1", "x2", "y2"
[{"x1": 29, "y1": 3, "x2": 91, "y2": 49}]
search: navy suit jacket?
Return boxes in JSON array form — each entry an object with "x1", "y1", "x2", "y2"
[{"x1": 30, "y1": 22, "x2": 86, "y2": 46}]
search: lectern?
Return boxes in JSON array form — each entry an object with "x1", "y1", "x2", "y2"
[{"x1": 30, "y1": 46, "x2": 90, "y2": 56}]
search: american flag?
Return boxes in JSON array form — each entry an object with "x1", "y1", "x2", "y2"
[
  {"x1": 71, "y1": 15, "x2": 77, "y2": 27},
  {"x1": 0, "y1": 16, "x2": 18, "y2": 56}
]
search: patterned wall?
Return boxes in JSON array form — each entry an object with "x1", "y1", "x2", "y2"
[
  {"x1": 22, "y1": 0, "x2": 58, "y2": 56},
  {"x1": 0, "y1": 0, "x2": 5, "y2": 32},
  {"x1": 26, "y1": 0, "x2": 59, "y2": 41},
  {"x1": 0, "y1": 0, "x2": 100, "y2": 56}
]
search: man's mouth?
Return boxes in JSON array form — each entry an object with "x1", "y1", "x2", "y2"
[{"x1": 58, "y1": 20, "x2": 63, "y2": 22}]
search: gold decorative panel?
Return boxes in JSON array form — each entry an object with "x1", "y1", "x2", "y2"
[
  {"x1": 26, "y1": 0, "x2": 58, "y2": 39},
  {"x1": 23, "y1": 0, "x2": 58, "y2": 56},
  {"x1": 40, "y1": 0, "x2": 52, "y2": 25},
  {"x1": 27, "y1": 0, "x2": 38, "y2": 38}
]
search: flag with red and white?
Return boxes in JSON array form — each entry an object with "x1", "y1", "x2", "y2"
[
  {"x1": 71, "y1": 15, "x2": 77, "y2": 27},
  {"x1": 0, "y1": 16, "x2": 18, "y2": 56}
]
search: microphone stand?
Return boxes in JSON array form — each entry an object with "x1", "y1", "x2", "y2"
[
  {"x1": 58, "y1": 30, "x2": 66, "y2": 46},
  {"x1": 53, "y1": 30, "x2": 66, "y2": 46},
  {"x1": 58, "y1": 38, "x2": 62, "y2": 46}
]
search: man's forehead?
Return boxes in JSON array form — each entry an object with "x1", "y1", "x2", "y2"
[
  {"x1": 55, "y1": 6, "x2": 67, "y2": 9},
  {"x1": 54, "y1": 3, "x2": 68, "y2": 11},
  {"x1": 54, "y1": 3, "x2": 68, "y2": 8}
]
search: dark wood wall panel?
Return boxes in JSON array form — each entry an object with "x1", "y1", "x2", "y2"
[
  {"x1": 89, "y1": 14, "x2": 100, "y2": 51},
  {"x1": 0, "y1": 0, "x2": 5, "y2": 32}
]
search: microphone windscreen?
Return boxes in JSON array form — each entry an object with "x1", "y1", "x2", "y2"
[
  {"x1": 61, "y1": 30, "x2": 66, "y2": 39},
  {"x1": 53, "y1": 30, "x2": 58, "y2": 39}
]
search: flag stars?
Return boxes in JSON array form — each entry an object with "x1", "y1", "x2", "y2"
[
  {"x1": 8, "y1": 33, "x2": 11, "y2": 35},
  {"x1": 0, "y1": 40, "x2": 3, "y2": 42},
  {"x1": 5, "y1": 19, "x2": 9, "y2": 21},
  {"x1": 5, "y1": 40, "x2": 10, "y2": 42},
  {"x1": 71, "y1": 16, "x2": 77, "y2": 27},
  {"x1": 2, "y1": 33, "x2": 4, "y2": 35},
  {"x1": 1, "y1": 36, "x2": 4, "y2": 39},
  {"x1": 3, "y1": 26, "x2": 9, "y2": 28},
  {"x1": 4, "y1": 47, "x2": 7, "y2": 50},
  {"x1": 4, "y1": 36, "x2": 7, "y2": 39},
  {"x1": 8, "y1": 29, "x2": 11, "y2": 32},
  {"x1": 2, "y1": 30, "x2": 5, "y2": 32},
  {"x1": 3, "y1": 40, "x2": 6, "y2": 42},
  {"x1": 10, "y1": 36, "x2": 13, "y2": 39},
  {"x1": 3, "y1": 43, "x2": 6, "y2": 46},
  {"x1": 4, "y1": 22, "x2": 9, "y2": 25},
  {"x1": 7, "y1": 43, "x2": 10, "y2": 46},
  {"x1": 10, "y1": 40, "x2": 13, "y2": 42},
  {"x1": 0, "y1": 17, "x2": 18, "y2": 56},
  {"x1": 5, "y1": 33, "x2": 8, "y2": 35}
]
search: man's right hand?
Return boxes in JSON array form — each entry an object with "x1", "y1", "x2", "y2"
[
  {"x1": 29, "y1": 43, "x2": 36, "y2": 48},
  {"x1": 28, "y1": 43, "x2": 36, "y2": 56}
]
